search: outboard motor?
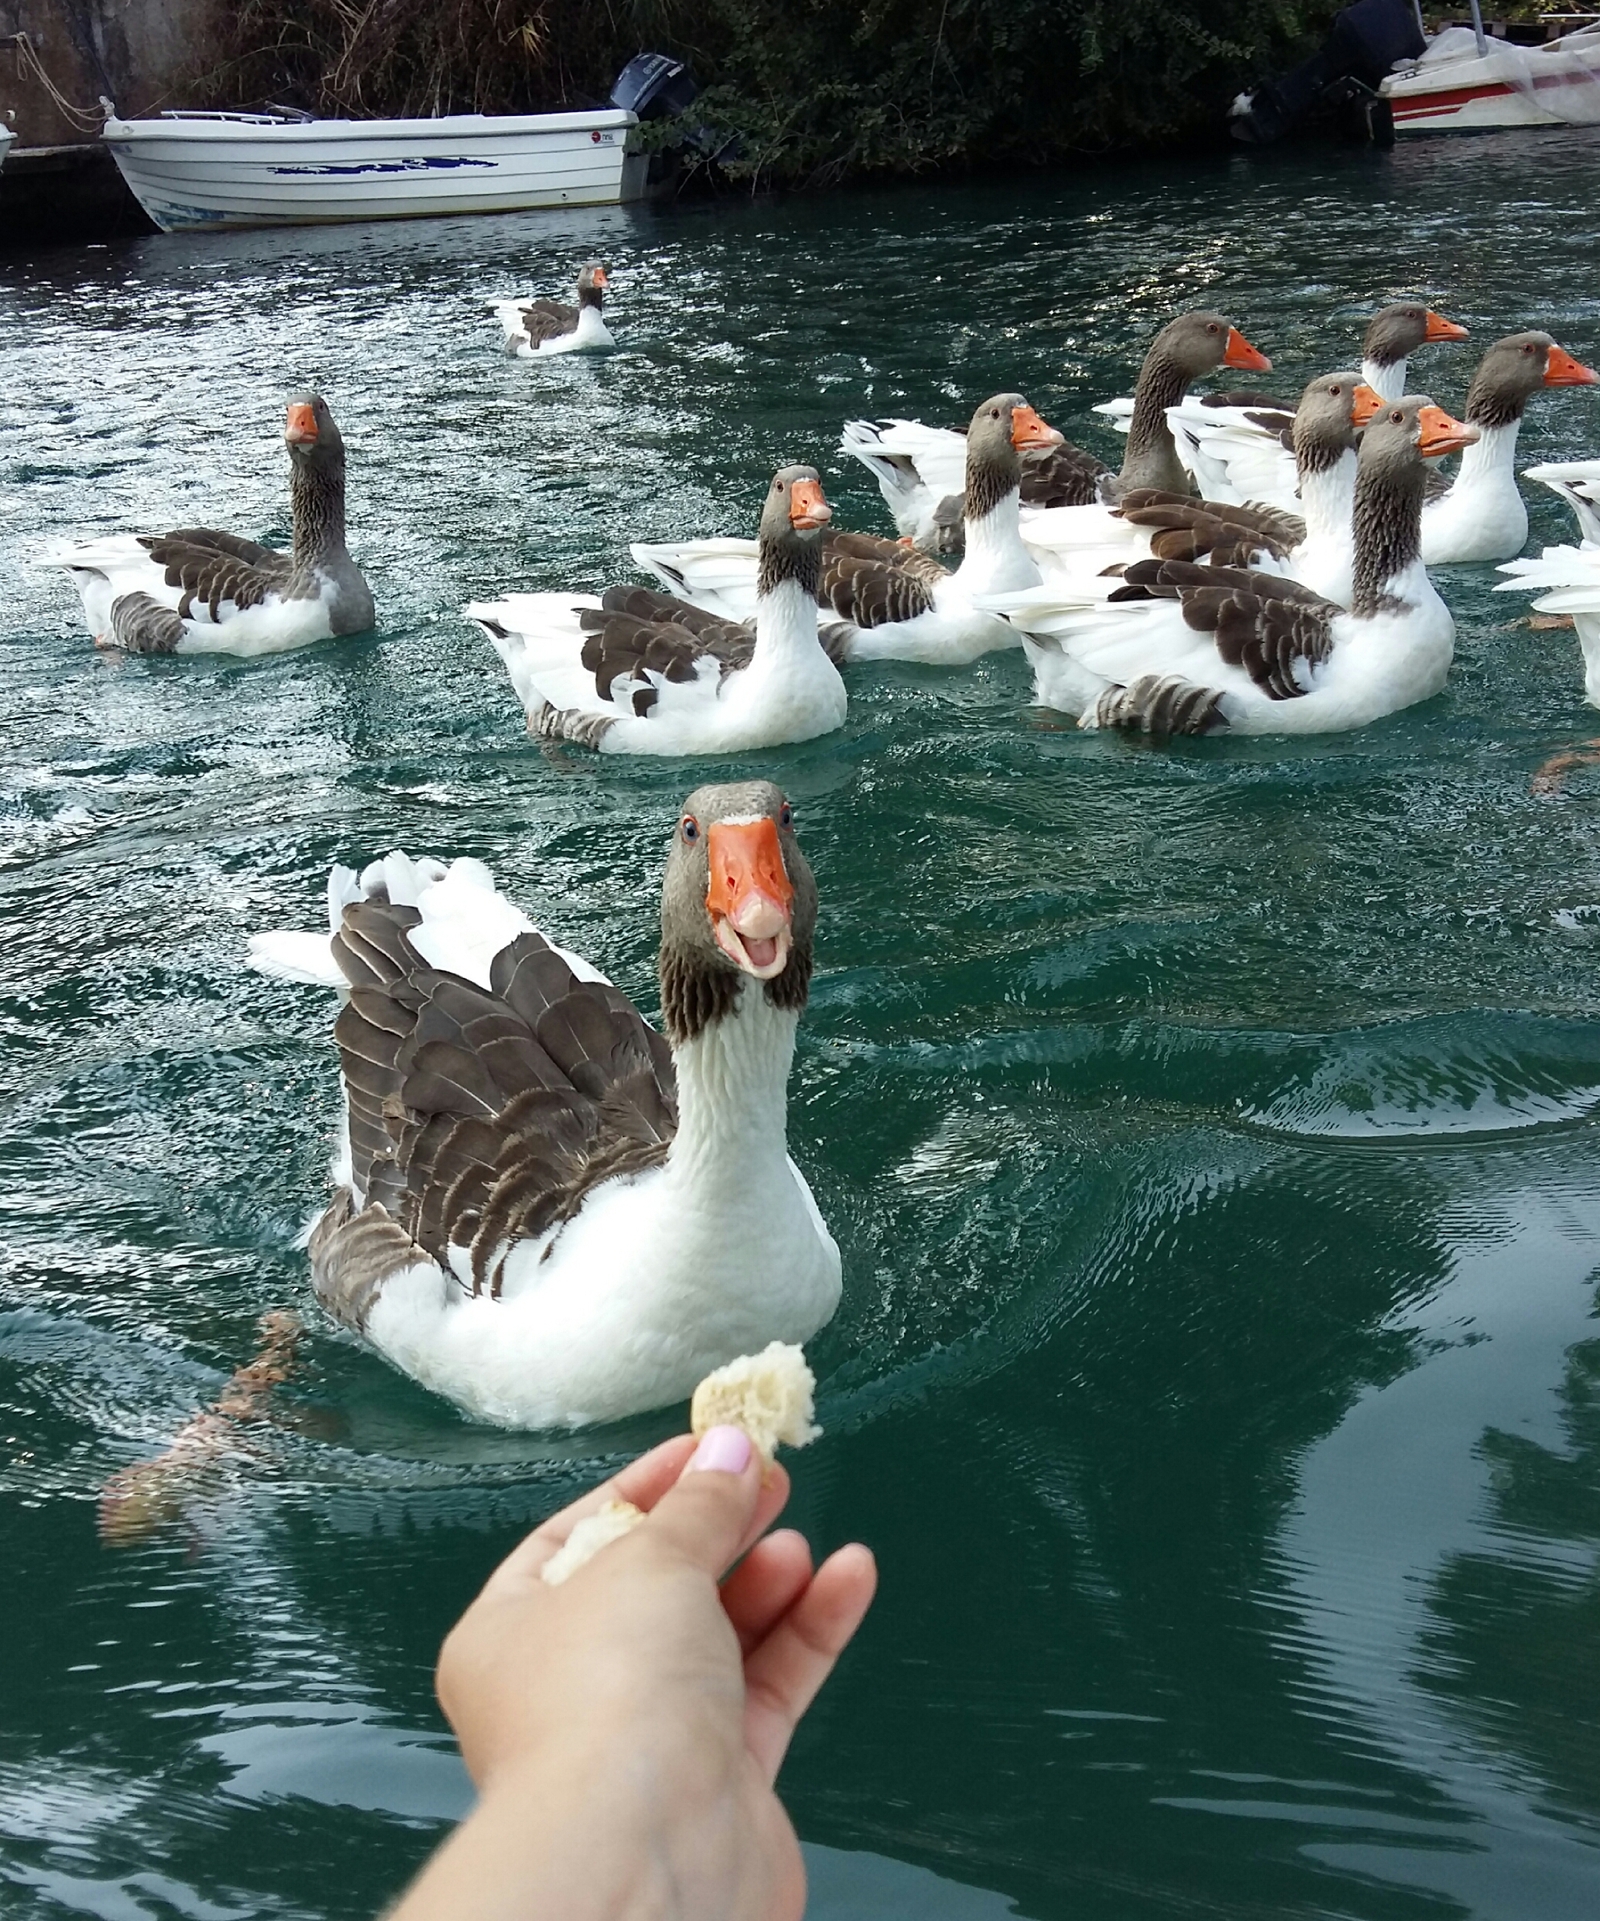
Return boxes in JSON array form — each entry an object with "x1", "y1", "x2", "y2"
[
  {"x1": 1230, "y1": 0, "x2": 1425, "y2": 146},
  {"x1": 610, "y1": 53, "x2": 699, "y2": 122}
]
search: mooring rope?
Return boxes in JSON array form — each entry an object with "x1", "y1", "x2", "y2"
[{"x1": 2, "y1": 32, "x2": 108, "y2": 135}]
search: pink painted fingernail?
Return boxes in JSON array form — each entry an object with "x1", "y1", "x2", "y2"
[{"x1": 688, "y1": 1425, "x2": 752, "y2": 1475}]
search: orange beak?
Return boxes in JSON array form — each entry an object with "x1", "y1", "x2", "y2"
[
  {"x1": 1424, "y1": 309, "x2": 1469, "y2": 343},
  {"x1": 1417, "y1": 403, "x2": 1478, "y2": 459},
  {"x1": 706, "y1": 817, "x2": 795, "y2": 980},
  {"x1": 1544, "y1": 343, "x2": 1600, "y2": 388},
  {"x1": 1351, "y1": 383, "x2": 1385, "y2": 426},
  {"x1": 789, "y1": 477, "x2": 831, "y2": 531},
  {"x1": 592, "y1": 267, "x2": 609, "y2": 288},
  {"x1": 285, "y1": 402, "x2": 318, "y2": 445},
  {"x1": 1223, "y1": 327, "x2": 1272, "y2": 373},
  {"x1": 1011, "y1": 403, "x2": 1065, "y2": 451}
]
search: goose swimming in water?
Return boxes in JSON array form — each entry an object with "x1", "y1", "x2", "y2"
[
  {"x1": 249, "y1": 782, "x2": 841, "y2": 1429},
  {"x1": 47, "y1": 396, "x2": 374, "y2": 656},
  {"x1": 488, "y1": 262, "x2": 616, "y2": 357}
]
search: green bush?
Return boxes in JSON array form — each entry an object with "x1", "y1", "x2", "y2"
[{"x1": 221, "y1": 0, "x2": 1337, "y2": 184}]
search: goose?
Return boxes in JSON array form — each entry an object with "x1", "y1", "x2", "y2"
[
  {"x1": 636, "y1": 394, "x2": 1066, "y2": 666},
  {"x1": 1418, "y1": 333, "x2": 1599, "y2": 564},
  {"x1": 465, "y1": 466, "x2": 847, "y2": 754},
  {"x1": 1496, "y1": 460, "x2": 1600, "y2": 703},
  {"x1": 1102, "y1": 302, "x2": 1467, "y2": 492},
  {"x1": 248, "y1": 782, "x2": 841, "y2": 1429},
  {"x1": 839, "y1": 312, "x2": 1270, "y2": 554},
  {"x1": 47, "y1": 396, "x2": 373, "y2": 656},
  {"x1": 983, "y1": 396, "x2": 1475, "y2": 737},
  {"x1": 488, "y1": 262, "x2": 615, "y2": 357},
  {"x1": 1020, "y1": 372, "x2": 1382, "y2": 609}
]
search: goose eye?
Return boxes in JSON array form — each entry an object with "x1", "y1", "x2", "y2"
[
  {"x1": 778, "y1": 801, "x2": 793, "y2": 830},
  {"x1": 1391, "y1": 410, "x2": 1403, "y2": 423},
  {"x1": 681, "y1": 815, "x2": 700, "y2": 843},
  {"x1": 1331, "y1": 384, "x2": 1342, "y2": 395},
  {"x1": 1207, "y1": 322, "x2": 1220, "y2": 333}
]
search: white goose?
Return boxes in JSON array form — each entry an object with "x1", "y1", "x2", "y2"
[
  {"x1": 488, "y1": 262, "x2": 616, "y2": 357},
  {"x1": 46, "y1": 396, "x2": 374, "y2": 656},
  {"x1": 635, "y1": 394, "x2": 1065, "y2": 666},
  {"x1": 249, "y1": 781, "x2": 841, "y2": 1429},
  {"x1": 840, "y1": 312, "x2": 1271, "y2": 555},
  {"x1": 1496, "y1": 460, "x2": 1600, "y2": 704},
  {"x1": 1020, "y1": 372, "x2": 1381, "y2": 609},
  {"x1": 466, "y1": 467, "x2": 847, "y2": 754},
  {"x1": 984, "y1": 398, "x2": 1476, "y2": 737}
]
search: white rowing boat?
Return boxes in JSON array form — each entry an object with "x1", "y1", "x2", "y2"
[
  {"x1": 101, "y1": 107, "x2": 649, "y2": 234},
  {"x1": 1383, "y1": 22, "x2": 1600, "y2": 133}
]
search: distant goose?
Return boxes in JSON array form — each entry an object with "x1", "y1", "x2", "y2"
[
  {"x1": 1496, "y1": 459, "x2": 1600, "y2": 704},
  {"x1": 248, "y1": 781, "x2": 841, "y2": 1429},
  {"x1": 466, "y1": 466, "x2": 847, "y2": 753},
  {"x1": 47, "y1": 395, "x2": 374, "y2": 656},
  {"x1": 1021, "y1": 372, "x2": 1382, "y2": 609},
  {"x1": 840, "y1": 312, "x2": 1271, "y2": 554},
  {"x1": 637, "y1": 394, "x2": 1065, "y2": 666},
  {"x1": 1359, "y1": 301, "x2": 1470, "y2": 402},
  {"x1": 488, "y1": 262, "x2": 616, "y2": 357},
  {"x1": 985, "y1": 396, "x2": 1475, "y2": 737}
]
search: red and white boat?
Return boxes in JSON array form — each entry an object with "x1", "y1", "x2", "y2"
[{"x1": 1383, "y1": 21, "x2": 1600, "y2": 133}]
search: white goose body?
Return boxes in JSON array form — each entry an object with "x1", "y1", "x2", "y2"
[
  {"x1": 987, "y1": 398, "x2": 1472, "y2": 738},
  {"x1": 474, "y1": 577, "x2": 847, "y2": 755},
  {"x1": 250, "y1": 790, "x2": 841, "y2": 1430},
  {"x1": 467, "y1": 466, "x2": 847, "y2": 756},
  {"x1": 1496, "y1": 461, "x2": 1600, "y2": 704}
]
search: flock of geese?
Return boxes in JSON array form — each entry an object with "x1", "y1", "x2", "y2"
[{"x1": 39, "y1": 264, "x2": 1600, "y2": 1429}]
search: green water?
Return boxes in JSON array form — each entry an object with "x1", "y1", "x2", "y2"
[{"x1": 5, "y1": 126, "x2": 1600, "y2": 1920}]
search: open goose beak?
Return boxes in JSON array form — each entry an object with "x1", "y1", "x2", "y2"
[
  {"x1": 706, "y1": 817, "x2": 795, "y2": 980},
  {"x1": 1417, "y1": 404, "x2": 1478, "y2": 459},
  {"x1": 789, "y1": 478, "x2": 832, "y2": 531},
  {"x1": 1424, "y1": 309, "x2": 1469, "y2": 343},
  {"x1": 1544, "y1": 343, "x2": 1600, "y2": 388},
  {"x1": 284, "y1": 402, "x2": 318, "y2": 445},
  {"x1": 1011, "y1": 404, "x2": 1065, "y2": 451},
  {"x1": 1351, "y1": 383, "x2": 1385, "y2": 425},
  {"x1": 1223, "y1": 327, "x2": 1272, "y2": 373}
]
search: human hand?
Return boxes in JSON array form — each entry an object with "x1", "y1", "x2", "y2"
[{"x1": 415, "y1": 1427, "x2": 876, "y2": 1921}]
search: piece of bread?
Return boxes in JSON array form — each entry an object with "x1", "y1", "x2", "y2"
[
  {"x1": 690, "y1": 1341, "x2": 819, "y2": 1467},
  {"x1": 541, "y1": 1499, "x2": 645, "y2": 1586},
  {"x1": 539, "y1": 1344, "x2": 820, "y2": 1585}
]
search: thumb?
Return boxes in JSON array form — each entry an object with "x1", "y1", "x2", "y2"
[{"x1": 639, "y1": 1426, "x2": 774, "y2": 1579}]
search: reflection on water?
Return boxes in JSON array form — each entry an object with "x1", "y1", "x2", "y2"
[{"x1": 4, "y1": 125, "x2": 1600, "y2": 1918}]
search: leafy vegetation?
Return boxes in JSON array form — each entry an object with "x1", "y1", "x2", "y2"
[{"x1": 220, "y1": 0, "x2": 1338, "y2": 185}]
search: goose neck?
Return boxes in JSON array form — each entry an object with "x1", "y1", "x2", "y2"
[
  {"x1": 953, "y1": 488, "x2": 1032, "y2": 591},
  {"x1": 1119, "y1": 348, "x2": 1192, "y2": 493},
  {"x1": 1296, "y1": 445, "x2": 1357, "y2": 543},
  {"x1": 290, "y1": 454, "x2": 348, "y2": 566},
  {"x1": 750, "y1": 575, "x2": 823, "y2": 668},
  {"x1": 1361, "y1": 356, "x2": 1407, "y2": 403},
  {"x1": 666, "y1": 982, "x2": 796, "y2": 1188},
  {"x1": 1350, "y1": 462, "x2": 1424, "y2": 618},
  {"x1": 1455, "y1": 417, "x2": 1521, "y2": 487}
]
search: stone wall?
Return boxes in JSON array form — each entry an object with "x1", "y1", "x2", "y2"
[{"x1": 2, "y1": 0, "x2": 229, "y2": 146}]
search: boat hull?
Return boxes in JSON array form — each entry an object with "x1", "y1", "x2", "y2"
[
  {"x1": 102, "y1": 110, "x2": 647, "y2": 233},
  {"x1": 1383, "y1": 34, "x2": 1600, "y2": 133}
]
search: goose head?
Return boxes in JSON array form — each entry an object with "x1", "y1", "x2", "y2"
[
  {"x1": 576, "y1": 262, "x2": 609, "y2": 307},
  {"x1": 660, "y1": 783, "x2": 818, "y2": 1038},
  {"x1": 283, "y1": 393, "x2": 344, "y2": 472},
  {"x1": 1156, "y1": 311, "x2": 1272, "y2": 379},
  {"x1": 756, "y1": 465, "x2": 831, "y2": 594},
  {"x1": 1292, "y1": 370, "x2": 1370, "y2": 466},
  {"x1": 1363, "y1": 302, "x2": 1469, "y2": 368},
  {"x1": 1466, "y1": 333, "x2": 1600, "y2": 428},
  {"x1": 964, "y1": 394, "x2": 1062, "y2": 516},
  {"x1": 1361, "y1": 395, "x2": 1479, "y2": 480}
]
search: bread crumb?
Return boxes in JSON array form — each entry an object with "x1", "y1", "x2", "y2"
[
  {"x1": 541, "y1": 1499, "x2": 645, "y2": 1586},
  {"x1": 690, "y1": 1341, "x2": 819, "y2": 1466}
]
